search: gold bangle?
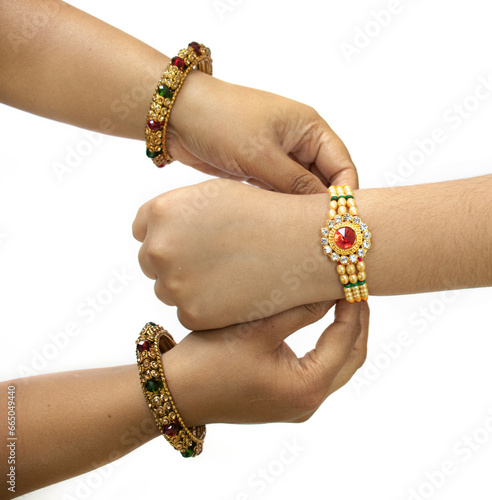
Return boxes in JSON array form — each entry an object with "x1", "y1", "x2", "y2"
[
  {"x1": 145, "y1": 42, "x2": 213, "y2": 167},
  {"x1": 136, "y1": 322, "x2": 206, "y2": 457},
  {"x1": 320, "y1": 185, "x2": 371, "y2": 303}
]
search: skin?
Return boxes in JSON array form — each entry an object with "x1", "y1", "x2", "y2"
[
  {"x1": 0, "y1": 301, "x2": 368, "y2": 497},
  {"x1": 0, "y1": 0, "x2": 357, "y2": 193},
  {"x1": 133, "y1": 174, "x2": 492, "y2": 330},
  {"x1": 0, "y1": 2, "x2": 367, "y2": 491},
  {"x1": 0, "y1": 0, "x2": 373, "y2": 495}
]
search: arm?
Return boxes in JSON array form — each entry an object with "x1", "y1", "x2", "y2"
[
  {"x1": 133, "y1": 174, "x2": 492, "y2": 330},
  {"x1": 0, "y1": 301, "x2": 367, "y2": 497},
  {"x1": 0, "y1": 0, "x2": 357, "y2": 192},
  {"x1": 0, "y1": 365, "x2": 158, "y2": 497}
]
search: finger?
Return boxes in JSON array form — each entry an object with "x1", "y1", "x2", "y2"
[
  {"x1": 300, "y1": 300, "x2": 363, "y2": 384},
  {"x1": 309, "y1": 165, "x2": 330, "y2": 188},
  {"x1": 287, "y1": 304, "x2": 367, "y2": 424},
  {"x1": 255, "y1": 301, "x2": 335, "y2": 347},
  {"x1": 325, "y1": 301, "x2": 369, "y2": 395},
  {"x1": 246, "y1": 144, "x2": 328, "y2": 195},
  {"x1": 245, "y1": 178, "x2": 275, "y2": 191},
  {"x1": 182, "y1": 161, "x2": 244, "y2": 180},
  {"x1": 137, "y1": 241, "x2": 157, "y2": 280},
  {"x1": 154, "y1": 279, "x2": 176, "y2": 306},
  {"x1": 315, "y1": 125, "x2": 359, "y2": 189},
  {"x1": 132, "y1": 204, "x2": 149, "y2": 242}
]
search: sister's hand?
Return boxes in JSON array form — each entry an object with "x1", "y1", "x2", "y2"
[
  {"x1": 163, "y1": 300, "x2": 368, "y2": 426},
  {"x1": 166, "y1": 72, "x2": 358, "y2": 194}
]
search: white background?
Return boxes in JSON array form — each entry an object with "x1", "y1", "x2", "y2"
[{"x1": 1, "y1": 0, "x2": 492, "y2": 499}]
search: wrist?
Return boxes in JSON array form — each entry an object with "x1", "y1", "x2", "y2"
[
  {"x1": 166, "y1": 69, "x2": 219, "y2": 156},
  {"x1": 161, "y1": 346, "x2": 204, "y2": 427},
  {"x1": 293, "y1": 193, "x2": 345, "y2": 302}
]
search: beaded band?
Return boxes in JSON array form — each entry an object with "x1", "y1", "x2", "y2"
[
  {"x1": 136, "y1": 322, "x2": 206, "y2": 457},
  {"x1": 320, "y1": 185, "x2": 371, "y2": 303},
  {"x1": 145, "y1": 42, "x2": 213, "y2": 167}
]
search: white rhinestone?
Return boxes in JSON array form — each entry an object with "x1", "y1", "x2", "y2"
[
  {"x1": 363, "y1": 231, "x2": 371, "y2": 239},
  {"x1": 334, "y1": 215, "x2": 342, "y2": 223},
  {"x1": 357, "y1": 248, "x2": 365, "y2": 257},
  {"x1": 330, "y1": 253, "x2": 340, "y2": 261},
  {"x1": 343, "y1": 213, "x2": 352, "y2": 222},
  {"x1": 321, "y1": 228, "x2": 329, "y2": 236},
  {"x1": 362, "y1": 240, "x2": 371, "y2": 249},
  {"x1": 323, "y1": 246, "x2": 332, "y2": 254},
  {"x1": 327, "y1": 220, "x2": 335, "y2": 229},
  {"x1": 340, "y1": 256, "x2": 348, "y2": 264},
  {"x1": 359, "y1": 223, "x2": 368, "y2": 231},
  {"x1": 349, "y1": 254, "x2": 357, "y2": 263},
  {"x1": 321, "y1": 237, "x2": 328, "y2": 246},
  {"x1": 352, "y1": 216, "x2": 360, "y2": 224}
]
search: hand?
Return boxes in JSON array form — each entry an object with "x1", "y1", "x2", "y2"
[
  {"x1": 133, "y1": 179, "x2": 340, "y2": 330},
  {"x1": 166, "y1": 71, "x2": 358, "y2": 194},
  {"x1": 163, "y1": 300, "x2": 368, "y2": 426}
]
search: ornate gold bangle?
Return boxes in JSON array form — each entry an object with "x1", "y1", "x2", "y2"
[
  {"x1": 320, "y1": 185, "x2": 371, "y2": 303},
  {"x1": 145, "y1": 42, "x2": 213, "y2": 167},
  {"x1": 136, "y1": 322, "x2": 206, "y2": 457}
]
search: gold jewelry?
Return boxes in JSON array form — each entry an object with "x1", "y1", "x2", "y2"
[
  {"x1": 145, "y1": 42, "x2": 212, "y2": 167},
  {"x1": 321, "y1": 185, "x2": 371, "y2": 303},
  {"x1": 136, "y1": 322, "x2": 206, "y2": 457}
]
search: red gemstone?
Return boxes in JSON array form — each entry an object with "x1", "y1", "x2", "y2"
[
  {"x1": 334, "y1": 227, "x2": 356, "y2": 250},
  {"x1": 163, "y1": 423, "x2": 180, "y2": 437},
  {"x1": 147, "y1": 119, "x2": 162, "y2": 131},
  {"x1": 137, "y1": 340, "x2": 151, "y2": 352},
  {"x1": 171, "y1": 56, "x2": 186, "y2": 69},
  {"x1": 188, "y1": 42, "x2": 201, "y2": 55}
]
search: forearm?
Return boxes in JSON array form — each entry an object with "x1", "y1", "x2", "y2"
[
  {"x1": 0, "y1": 0, "x2": 170, "y2": 139},
  {"x1": 0, "y1": 365, "x2": 158, "y2": 497},
  {"x1": 132, "y1": 174, "x2": 492, "y2": 331},
  {"x1": 309, "y1": 174, "x2": 492, "y2": 298}
]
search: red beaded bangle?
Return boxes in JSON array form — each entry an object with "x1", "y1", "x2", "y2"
[{"x1": 145, "y1": 42, "x2": 212, "y2": 167}]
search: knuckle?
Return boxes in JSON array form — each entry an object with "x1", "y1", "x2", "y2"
[
  {"x1": 148, "y1": 196, "x2": 167, "y2": 219},
  {"x1": 293, "y1": 410, "x2": 315, "y2": 424},
  {"x1": 145, "y1": 239, "x2": 168, "y2": 267},
  {"x1": 288, "y1": 171, "x2": 321, "y2": 195},
  {"x1": 154, "y1": 273, "x2": 184, "y2": 306},
  {"x1": 153, "y1": 280, "x2": 173, "y2": 306},
  {"x1": 301, "y1": 302, "x2": 329, "y2": 322},
  {"x1": 356, "y1": 344, "x2": 368, "y2": 368},
  {"x1": 289, "y1": 379, "x2": 325, "y2": 416},
  {"x1": 177, "y1": 303, "x2": 204, "y2": 331},
  {"x1": 303, "y1": 104, "x2": 321, "y2": 122}
]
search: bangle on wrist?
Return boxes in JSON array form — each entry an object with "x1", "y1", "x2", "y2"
[
  {"x1": 136, "y1": 322, "x2": 206, "y2": 457},
  {"x1": 320, "y1": 185, "x2": 371, "y2": 302},
  {"x1": 145, "y1": 42, "x2": 212, "y2": 167}
]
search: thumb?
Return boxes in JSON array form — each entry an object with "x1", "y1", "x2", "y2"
[{"x1": 315, "y1": 125, "x2": 359, "y2": 189}]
